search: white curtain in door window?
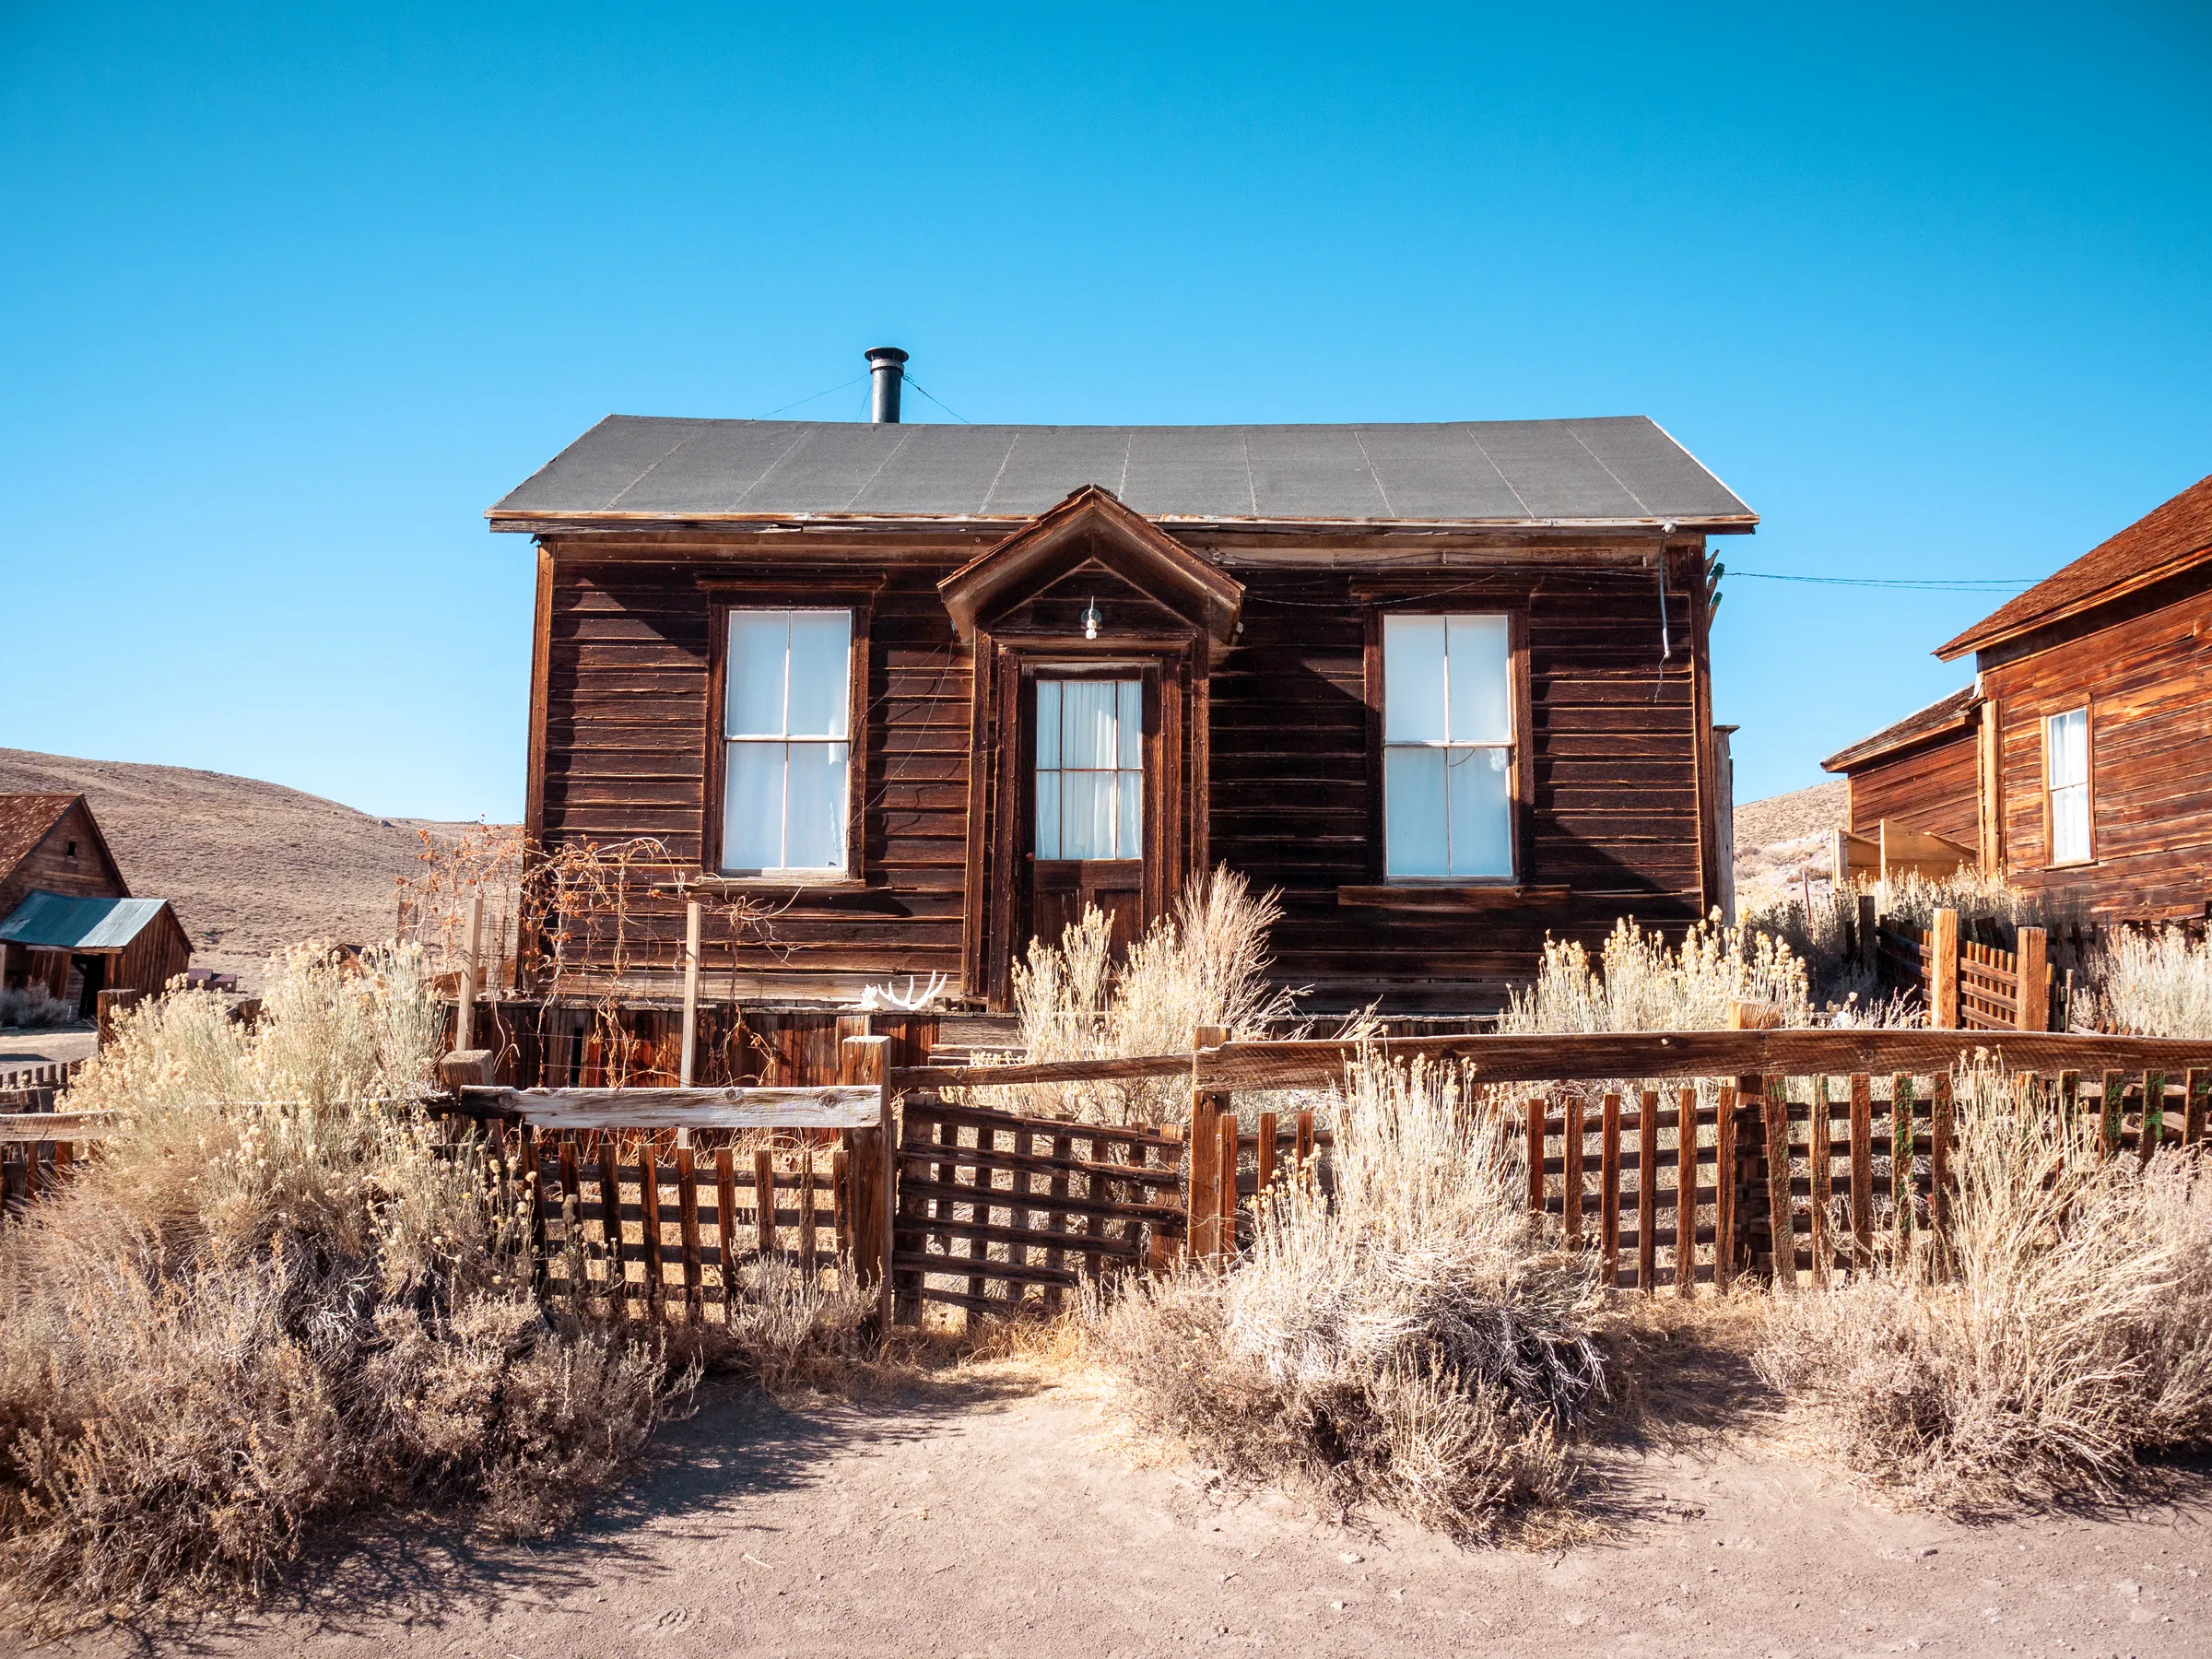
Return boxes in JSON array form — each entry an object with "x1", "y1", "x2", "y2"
[
  {"x1": 722, "y1": 609, "x2": 852, "y2": 872},
  {"x1": 1035, "y1": 678, "x2": 1143, "y2": 860},
  {"x1": 1383, "y1": 614, "x2": 1513, "y2": 878}
]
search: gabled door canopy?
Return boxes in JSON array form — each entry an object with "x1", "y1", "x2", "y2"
[{"x1": 938, "y1": 485, "x2": 1243, "y2": 645}]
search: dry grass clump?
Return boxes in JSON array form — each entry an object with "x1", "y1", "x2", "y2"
[
  {"x1": 1086, "y1": 1059, "x2": 1609, "y2": 1541},
  {"x1": 0, "y1": 944, "x2": 688, "y2": 1620},
  {"x1": 2088, "y1": 926, "x2": 2212, "y2": 1038},
  {"x1": 1757, "y1": 1067, "x2": 2212, "y2": 1512},
  {"x1": 1500, "y1": 914, "x2": 1815, "y2": 1035},
  {"x1": 0, "y1": 984, "x2": 76, "y2": 1030},
  {"x1": 980, "y1": 868, "x2": 1305, "y2": 1124}
]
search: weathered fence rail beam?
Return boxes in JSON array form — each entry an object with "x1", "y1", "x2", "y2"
[
  {"x1": 454, "y1": 1084, "x2": 882, "y2": 1131},
  {"x1": 0, "y1": 1111, "x2": 113, "y2": 1143}
]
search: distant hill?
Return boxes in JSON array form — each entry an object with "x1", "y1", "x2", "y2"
[
  {"x1": 1733, "y1": 779, "x2": 1849, "y2": 915},
  {"x1": 0, "y1": 748, "x2": 492, "y2": 989}
]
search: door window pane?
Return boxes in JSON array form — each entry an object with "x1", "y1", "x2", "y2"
[
  {"x1": 1035, "y1": 677, "x2": 1142, "y2": 861},
  {"x1": 1383, "y1": 614, "x2": 1514, "y2": 878}
]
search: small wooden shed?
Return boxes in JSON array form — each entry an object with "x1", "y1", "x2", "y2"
[
  {"x1": 0, "y1": 793, "x2": 192, "y2": 1015},
  {"x1": 0, "y1": 892, "x2": 194, "y2": 1017}
]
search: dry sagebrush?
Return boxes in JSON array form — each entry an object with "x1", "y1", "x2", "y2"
[
  {"x1": 1088, "y1": 1060, "x2": 1608, "y2": 1541},
  {"x1": 1757, "y1": 1068, "x2": 2212, "y2": 1512},
  {"x1": 2089, "y1": 925, "x2": 2212, "y2": 1038},
  {"x1": 0, "y1": 944, "x2": 687, "y2": 1618},
  {"x1": 1500, "y1": 914, "x2": 1814, "y2": 1035},
  {"x1": 978, "y1": 868, "x2": 1305, "y2": 1124},
  {"x1": 0, "y1": 984, "x2": 76, "y2": 1031}
]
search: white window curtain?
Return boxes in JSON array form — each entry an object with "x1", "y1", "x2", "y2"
[
  {"x1": 1382, "y1": 614, "x2": 1513, "y2": 878},
  {"x1": 1034, "y1": 678, "x2": 1142, "y2": 860},
  {"x1": 723, "y1": 609, "x2": 852, "y2": 872},
  {"x1": 2046, "y1": 707, "x2": 2090, "y2": 865}
]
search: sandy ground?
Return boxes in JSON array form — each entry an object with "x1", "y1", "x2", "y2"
[
  {"x1": 0, "y1": 1024, "x2": 96, "y2": 1074},
  {"x1": 0, "y1": 748, "x2": 499, "y2": 991},
  {"x1": 36, "y1": 1355, "x2": 2212, "y2": 1659}
]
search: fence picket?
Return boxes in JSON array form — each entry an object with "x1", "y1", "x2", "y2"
[
  {"x1": 1636, "y1": 1089, "x2": 1659, "y2": 1294},
  {"x1": 2142, "y1": 1071, "x2": 2167, "y2": 1166},
  {"x1": 1806, "y1": 1076, "x2": 1832, "y2": 1289},
  {"x1": 1762, "y1": 1077, "x2": 1794, "y2": 1291},
  {"x1": 1599, "y1": 1092, "x2": 1621, "y2": 1287},
  {"x1": 2101, "y1": 1070, "x2": 2126, "y2": 1159},
  {"x1": 1714, "y1": 1086, "x2": 1738, "y2": 1291},
  {"x1": 1565, "y1": 1094, "x2": 1586, "y2": 1243},
  {"x1": 1849, "y1": 1073, "x2": 1874, "y2": 1274},
  {"x1": 1673, "y1": 1088, "x2": 1695, "y2": 1298},
  {"x1": 2189, "y1": 1069, "x2": 2209, "y2": 1149}
]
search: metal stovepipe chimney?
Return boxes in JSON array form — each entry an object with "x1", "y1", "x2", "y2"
[{"x1": 865, "y1": 347, "x2": 908, "y2": 423}]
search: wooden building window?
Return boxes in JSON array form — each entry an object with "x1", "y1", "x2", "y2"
[
  {"x1": 2044, "y1": 705, "x2": 2091, "y2": 866},
  {"x1": 719, "y1": 608, "x2": 853, "y2": 875},
  {"x1": 1382, "y1": 614, "x2": 1514, "y2": 879}
]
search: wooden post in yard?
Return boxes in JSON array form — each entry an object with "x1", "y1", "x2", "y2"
[
  {"x1": 1727, "y1": 999, "x2": 1785, "y2": 1287},
  {"x1": 1187, "y1": 1025, "x2": 1230, "y2": 1263},
  {"x1": 1929, "y1": 908, "x2": 1959, "y2": 1030},
  {"x1": 1857, "y1": 893, "x2": 1878, "y2": 976},
  {"x1": 677, "y1": 900, "x2": 702, "y2": 1147},
  {"x1": 2014, "y1": 926, "x2": 2050, "y2": 1031},
  {"x1": 456, "y1": 892, "x2": 484, "y2": 1052},
  {"x1": 839, "y1": 1034, "x2": 894, "y2": 1330},
  {"x1": 95, "y1": 987, "x2": 144, "y2": 1050}
]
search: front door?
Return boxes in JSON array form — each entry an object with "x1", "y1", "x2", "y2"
[{"x1": 1025, "y1": 672, "x2": 1149, "y2": 959}]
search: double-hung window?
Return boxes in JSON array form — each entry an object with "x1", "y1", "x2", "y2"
[
  {"x1": 1382, "y1": 614, "x2": 1514, "y2": 878},
  {"x1": 2045, "y1": 706, "x2": 2090, "y2": 866},
  {"x1": 721, "y1": 609, "x2": 853, "y2": 874}
]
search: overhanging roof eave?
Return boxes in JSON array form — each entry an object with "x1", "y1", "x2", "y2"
[{"x1": 487, "y1": 507, "x2": 1761, "y2": 536}]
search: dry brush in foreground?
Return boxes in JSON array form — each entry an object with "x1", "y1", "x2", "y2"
[
  {"x1": 1086, "y1": 1059, "x2": 1612, "y2": 1542},
  {"x1": 0, "y1": 946, "x2": 691, "y2": 1623},
  {"x1": 1757, "y1": 1066, "x2": 2212, "y2": 1513}
]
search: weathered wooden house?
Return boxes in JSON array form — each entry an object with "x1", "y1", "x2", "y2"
[
  {"x1": 490, "y1": 352, "x2": 1757, "y2": 1011},
  {"x1": 0, "y1": 794, "x2": 193, "y2": 1014},
  {"x1": 1824, "y1": 471, "x2": 2212, "y2": 921}
]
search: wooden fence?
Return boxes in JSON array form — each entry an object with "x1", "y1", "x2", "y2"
[{"x1": 1876, "y1": 908, "x2": 2053, "y2": 1031}]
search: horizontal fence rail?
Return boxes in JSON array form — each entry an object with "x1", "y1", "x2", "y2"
[{"x1": 893, "y1": 1030, "x2": 2212, "y2": 1093}]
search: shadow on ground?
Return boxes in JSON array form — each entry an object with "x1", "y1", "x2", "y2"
[{"x1": 90, "y1": 1365, "x2": 1051, "y2": 1656}]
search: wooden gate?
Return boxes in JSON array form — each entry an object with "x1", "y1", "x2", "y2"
[{"x1": 889, "y1": 1094, "x2": 1185, "y2": 1320}]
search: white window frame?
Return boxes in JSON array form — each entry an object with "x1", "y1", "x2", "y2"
[
  {"x1": 719, "y1": 607, "x2": 854, "y2": 877},
  {"x1": 1382, "y1": 613, "x2": 1517, "y2": 881},
  {"x1": 2044, "y1": 705, "x2": 2091, "y2": 867}
]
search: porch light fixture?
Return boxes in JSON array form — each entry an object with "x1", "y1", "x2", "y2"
[{"x1": 1082, "y1": 598, "x2": 1101, "y2": 640}]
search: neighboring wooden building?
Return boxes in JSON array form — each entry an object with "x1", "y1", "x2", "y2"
[
  {"x1": 1824, "y1": 472, "x2": 2212, "y2": 923},
  {"x1": 0, "y1": 793, "x2": 193, "y2": 1013},
  {"x1": 491, "y1": 372, "x2": 1757, "y2": 1010}
]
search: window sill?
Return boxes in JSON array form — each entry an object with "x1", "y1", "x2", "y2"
[
  {"x1": 661, "y1": 875, "x2": 868, "y2": 896},
  {"x1": 1337, "y1": 883, "x2": 1571, "y2": 910}
]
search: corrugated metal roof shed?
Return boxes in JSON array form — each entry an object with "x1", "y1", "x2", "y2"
[
  {"x1": 0, "y1": 891, "x2": 173, "y2": 952},
  {"x1": 488, "y1": 416, "x2": 1757, "y2": 529}
]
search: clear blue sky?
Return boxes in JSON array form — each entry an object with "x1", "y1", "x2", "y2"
[{"x1": 6, "y1": 3, "x2": 2208, "y2": 821}]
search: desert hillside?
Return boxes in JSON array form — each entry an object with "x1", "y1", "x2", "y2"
[
  {"x1": 0, "y1": 748, "x2": 489, "y2": 989},
  {"x1": 1733, "y1": 778, "x2": 1848, "y2": 914}
]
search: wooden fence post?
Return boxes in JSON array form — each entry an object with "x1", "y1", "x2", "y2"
[
  {"x1": 2015, "y1": 926, "x2": 2049, "y2": 1031},
  {"x1": 95, "y1": 987, "x2": 143, "y2": 1049},
  {"x1": 1929, "y1": 908, "x2": 1959, "y2": 1030},
  {"x1": 1726, "y1": 1000, "x2": 1783, "y2": 1286},
  {"x1": 1857, "y1": 894, "x2": 1878, "y2": 976},
  {"x1": 1187, "y1": 1025, "x2": 1230, "y2": 1262},
  {"x1": 839, "y1": 1034, "x2": 893, "y2": 1328},
  {"x1": 678, "y1": 900, "x2": 702, "y2": 1088},
  {"x1": 457, "y1": 891, "x2": 484, "y2": 1052}
]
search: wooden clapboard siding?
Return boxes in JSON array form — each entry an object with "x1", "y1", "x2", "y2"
[
  {"x1": 1979, "y1": 562, "x2": 2212, "y2": 922},
  {"x1": 0, "y1": 797, "x2": 129, "y2": 921},
  {"x1": 533, "y1": 532, "x2": 1720, "y2": 1007},
  {"x1": 1844, "y1": 724, "x2": 1982, "y2": 847}
]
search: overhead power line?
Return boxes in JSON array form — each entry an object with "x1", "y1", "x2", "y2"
[{"x1": 1724, "y1": 571, "x2": 2035, "y2": 592}]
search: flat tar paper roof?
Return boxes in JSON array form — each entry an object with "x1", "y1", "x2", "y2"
[
  {"x1": 0, "y1": 891, "x2": 171, "y2": 952},
  {"x1": 488, "y1": 416, "x2": 1756, "y2": 530}
]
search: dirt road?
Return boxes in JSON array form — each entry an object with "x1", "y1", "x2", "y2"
[{"x1": 41, "y1": 1364, "x2": 2212, "y2": 1659}]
